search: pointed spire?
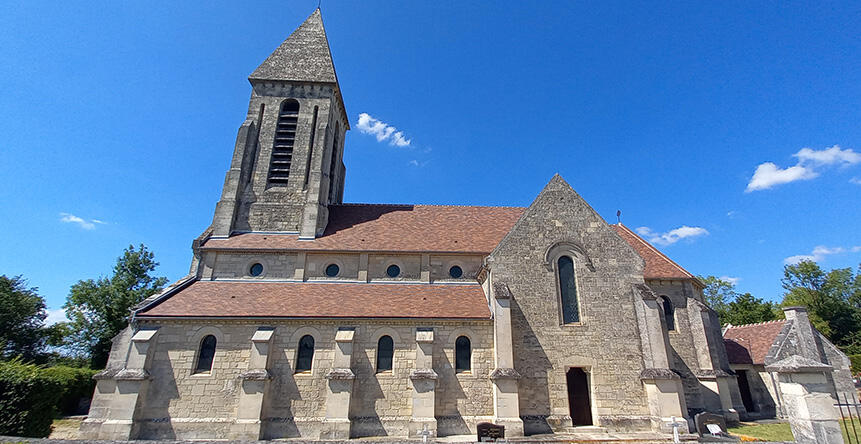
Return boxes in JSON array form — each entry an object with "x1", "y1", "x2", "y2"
[{"x1": 249, "y1": 9, "x2": 338, "y2": 83}]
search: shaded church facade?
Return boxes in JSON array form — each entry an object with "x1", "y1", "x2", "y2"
[{"x1": 82, "y1": 10, "x2": 753, "y2": 440}]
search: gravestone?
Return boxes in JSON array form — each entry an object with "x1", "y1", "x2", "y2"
[
  {"x1": 694, "y1": 412, "x2": 727, "y2": 437},
  {"x1": 477, "y1": 422, "x2": 505, "y2": 442}
]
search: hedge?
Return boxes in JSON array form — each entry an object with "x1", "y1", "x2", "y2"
[
  {"x1": 0, "y1": 358, "x2": 61, "y2": 437},
  {"x1": 40, "y1": 365, "x2": 97, "y2": 415}
]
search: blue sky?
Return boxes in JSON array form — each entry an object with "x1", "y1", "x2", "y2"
[{"x1": 1, "y1": 1, "x2": 860, "y2": 322}]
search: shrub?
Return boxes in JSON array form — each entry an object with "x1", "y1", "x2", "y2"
[
  {"x1": 0, "y1": 358, "x2": 61, "y2": 437},
  {"x1": 849, "y1": 354, "x2": 861, "y2": 374},
  {"x1": 41, "y1": 366, "x2": 97, "y2": 415}
]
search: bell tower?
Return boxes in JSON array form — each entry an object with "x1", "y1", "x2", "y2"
[{"x1": 210, "y1": 9, "x2": 348, "y2": 239}]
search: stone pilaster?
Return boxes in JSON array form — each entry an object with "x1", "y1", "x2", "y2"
[
  {"x1": 766, "y1": 356, "x2": 844, "y2": 444},
  {"x1": 211, "y1": 118, "x2": 259, "y2": 237},
  {"x1": 80, "y1": 327, "x2": 159, "y2": 440},
  {"x1": 321, "y1": 327, "x2": 356, "y2": 439},
  {"x1": 633, "y1": 284, "x2": 689, "y2": 433},
  {"x1": 490, "y1": 282, "x2": 524, "y2": 436},
  {"x1": 688, "y1": 299, "x2": 740, "y2": 423},
  {"x1": 230, "y1": 327, "x2": 275, "y2": 440},
  {"x1": 409, "y1": 328, "x2": 438, "y2": 438}
]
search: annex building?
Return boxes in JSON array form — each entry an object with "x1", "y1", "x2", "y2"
[{"x1": 81, "y1": 10, "x2": 852, "y2": 441}]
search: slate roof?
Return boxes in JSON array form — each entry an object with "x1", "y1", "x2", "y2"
[
  {"x1": 202, "y1": 204, "x2": 526, "y2": 254},
  {"x1": 137, "y1": 281, "x2": 491, "y2": 320},
  {"x1": 249, "y1": 9, "x2": 338, "y2": 84},
  {"x1": 610, "y1": 224, "x2": 698, "y2": 280},
  {"x1": 723, "y1": 320, "x2": 788, "y2": 365}
]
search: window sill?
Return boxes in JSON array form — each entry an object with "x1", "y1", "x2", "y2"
[{"x1": 294, "y1": 370, "x2": 313, "y2": 376}]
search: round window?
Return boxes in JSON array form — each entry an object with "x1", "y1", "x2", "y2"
[
  {"x1": 325, "y1": 263, "x2": 340, "y2": 277},
  {"x1": 386, "y1": 264, "x2": 401, "y2": 278},
  {"x1": 449, "y1": 265, "x2": 463, "y2": 279},
  {"x1": 249, "y1": 263, "x2": 264, "y2": 277}
]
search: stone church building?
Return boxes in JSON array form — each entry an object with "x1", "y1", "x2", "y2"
[{"x1": 83, "y1": 9, "x2": 762, "y2": 440}]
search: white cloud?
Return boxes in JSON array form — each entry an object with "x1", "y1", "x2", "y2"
[
  {"x1": 44, "y1": 308, "x2": 68, "y2": 325},
  {"x1": 784, "y1": 245, "x2": 855, "y2": 264},
  {"x1": 719, "y1": 276, "x2": 741, "y2": 286},
  {"x1": 726, "y1": 211, "x2": 737, "y2": 218},
  {"x1": 746, "y1": 145, "x2": 861, "y2": 192},
  {"x1": 356, "y1": 113, "x2": 412, "y2": 147},
  {"x1": 794, "y1": 145, "x2": 861, "y2": 166},
  {"x1": 635, "y1": 225, "x2": 710, "y2": 246},
  {"x1": 745, "y1": 162, "x2": 818, "y2": 192},
  {"x1": 850, "y1": 177, "x2": 861, "y2": 185},
  {"x1": 408, "y1": 159, "x2": 428, "y2": 168},
  {"x1": 60, "y1": 212, "x2": 105, "y2": 230}
]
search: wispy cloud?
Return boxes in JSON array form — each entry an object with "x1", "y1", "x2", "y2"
[
  {"x1": 60, "y1": 212, "x2": 106, "y2": 230},
  {"x1": 719, "y1": 276, "x2": 741, "y2": 286},
  {"x1": 784, "y1": 245, "x2": 861, "y2": 265},
  {"x1": 851, "y1": 177, "x2": 861, "y2": 185},
  {"x1": 356, "y1": 113, "x2": 412, "y2": 147},
  {"x1": 44, "y1": 308, "x2": 68, "y2": 325},
  {"x1": 408, "y1": 159, "x2": 428, "y2": 168},
  {"x1": 746, "y1": 145, "x2": 861, "y2": 192},
  {"x1": 636, "y1": 225, "x2": 710, "y2": 246}
]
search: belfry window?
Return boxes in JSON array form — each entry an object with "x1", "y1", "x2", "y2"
[
  {"x1": 295, "y1": 335, "x2": 314, "y2": 373},
  {"x1": 194, "y1": 335, "x2": 217, "y2": 374},
  {"x1": 327, "y1": 122, "x2": 340, "y2": 203},
  {"x1": 558, "y1": 256, "x2": 580, "y2": 324},
  {"x1": 376, "y1": 335, "x2": 394, "y2": 373},
  {"x1": 455, "y1": 336, "x2": 471, "y2": 373},
  {"x1": 268, "y1": 100, "x2": 300, "y2": 186},
  {"x1": 661, "y1": 296, "x2": 675, "y2": 331}
]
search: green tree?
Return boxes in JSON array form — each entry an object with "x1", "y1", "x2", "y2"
[
  {"x1": 64, "y1": 244, "x2": 168, "y2": 368},
  {"x1": 0, "y1": 276, "x2": 48, "y2": 361},
  {"x1": 723, "y1": 293, "x2": 778, "y2": 326},
  {"x1": 781, "y1": 260, "x2": 861, "y2": 349},
  {"x1": 699, "y1": 275, "x2": 778, "y2": 325}
]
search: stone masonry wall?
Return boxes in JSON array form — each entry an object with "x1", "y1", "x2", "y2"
[
  {"x1": 134, "y1": 319, "x2": 492, "y2": 440},
  {"x1": 488, "y1": 177, "x2": 653, "y2": 433}
]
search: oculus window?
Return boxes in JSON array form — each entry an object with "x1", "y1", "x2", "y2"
[
  {"x1": 449, "y1": 265, "x2": 463, "y2": 278},
  {"x1": 325, "y1": 263, "x2": 340, "y2": 277},
  {"x1": 386, "y1": 264, "x2": 400, "y2": 278},
  {"x1": 249, "y1": 263, "x2": 263, "y2": 277}
]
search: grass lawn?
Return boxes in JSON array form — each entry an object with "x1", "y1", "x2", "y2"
[{"x1": 729, "y1": 418, "x2": 861, "y2": 442}]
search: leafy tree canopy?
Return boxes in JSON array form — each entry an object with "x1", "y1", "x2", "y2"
[
  {"x1": 699, "y1": 275, "x2": 778, "y2": 326},
  {"x1": 0, "y1": 276, "x2": 48, "y2": 361},
  {"x1": 63, "y1": 244, "x2": 168, "y2": 368}
]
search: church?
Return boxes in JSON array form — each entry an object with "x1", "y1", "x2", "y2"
[{"x1": 82, "y1": 9, "x2": 756, "y2": 441}]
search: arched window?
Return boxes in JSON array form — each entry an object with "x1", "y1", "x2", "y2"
[
  {"x1": 455, "y1": 336, "x2": 471, "y2": 373},
  {"x1": 268, "y1": 100, "x2": 300, "y2": 186},
  {"x1": 194, "y1": 335, "x2": 217, "y2": 374},
  {"x1": 557, "y1": 256, "x2": 580, "y2": 324},
  {"x1": 661, "y1": 296, "x2": 675, "y2": 331},
  {"x1": 376, "y1": 335, "x2": 394, "y2": 373},
  {"x1": 327, "y1": 122, "x2": 341, "y2": 203},
  {"x1": 295, "y1": 335, "x2": 315, "y2": 372}
]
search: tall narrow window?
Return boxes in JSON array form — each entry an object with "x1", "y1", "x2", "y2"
[
  {"x1": 194, "y1": 335, "x2": 217, "y2": 374},
  {"x1": 268, "y1": 100, "x2": 300, "y2": 186},
  {"x1": 455, "y1": 336, "x2": 471, "y2": 373},
  {"x1": 327, "y1": 122, "x2": 340, "y2": 203},
  {"x1": 558, "y1": 256, "x2": 580, "y2": 323},
  {"x1": 295, "y1": 335, "x2": 315, "y2": 372},
  {"x1": 661, "y1": 296, "x2": 675, "y2": 331},
  {"x1": 376, "y1": 335, "x2": 394, "y2": 373}
]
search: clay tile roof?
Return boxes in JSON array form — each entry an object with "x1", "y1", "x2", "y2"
[
  {"x1": 137, "y1": 281, "x2": 491, "y2": 320},
  {"x1": 610, "y1": 224, "x2": 697, "y2": 280},
  {"x1": 723, "y1": 320, "x2": 787, "y2": 365},
  {"x1": 201, "y1": 204, "x2": 526, "y2": 254}
]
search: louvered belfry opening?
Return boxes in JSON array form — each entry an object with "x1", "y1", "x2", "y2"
[{"x1": 268, "y1": 99, "x2": 300, "y2": 186}]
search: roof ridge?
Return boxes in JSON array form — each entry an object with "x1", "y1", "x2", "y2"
[
  {"x1": 334, "y1": 203, "x2": 527, "y2": 209},
  {"x1": 613, "y1": 223, "x2": 695, "y2": 280},
  {"x1": 726, "y1": 319, "x2": 786, "y2": 329}
]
